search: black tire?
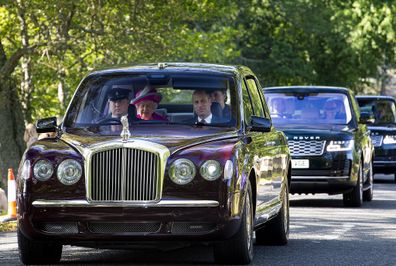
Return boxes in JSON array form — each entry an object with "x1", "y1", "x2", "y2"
[
  {"x1": 213, "y1": 182, "x2": 254, "y2": 265},
  {"x1": 343, "y1": 161, "x2": 363, "y2": 207},
  {"x1": 363, "y1": 161, "x2": 373, "y2": 202},
  {"x1": 18, "y1": 228, "x2": 62, "y2": 265},
  {"x1": 255, "y1": 182, "x2": 289, "y2": 245}
]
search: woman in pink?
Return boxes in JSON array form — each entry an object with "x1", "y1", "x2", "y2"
[{"x1": 130, "y1": 87, "x2": 168, "y2": 121}]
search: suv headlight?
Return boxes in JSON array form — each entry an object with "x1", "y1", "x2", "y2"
[
  {"x1": 200, "y1": 160, "x2": 222, "y2": 181},
  {"x1": 33, "y1": 159, "x2": 54, "y2": 181},
  {"x1": 327, "y1": 140, "x2": 354, "y2": 152},
  {"x1": 169, "y1": 159, "x2": 196, "y2": 185},
  {"x1": 57, "y1": 159, "x2": 82, "y2": 185},
  {"x1": 383, "y1": 135, "x2": 396, "y2": 145}
]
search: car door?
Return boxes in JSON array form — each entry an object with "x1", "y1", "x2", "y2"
[
  {"x1": 350, "y1": 92, "x2": 373, "y2": 182},
  {"x1": 244, "y1": 76, "x2": 281, "y2": 213}
]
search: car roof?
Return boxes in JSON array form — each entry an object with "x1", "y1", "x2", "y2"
[
  {"x1": 88, "y1": 62, "x2": 251, "y2": 77},
  {"x1": 264, "y1": 85, "x2": 350, "y2": 94},
  {"x1": 356, "y1": 95, "x2": 396, "y2": 101}
]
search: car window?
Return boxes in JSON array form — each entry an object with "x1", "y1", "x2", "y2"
[
  {"x1": 63, "y1": 74, "x2": 237, "y2": 134},
  {"x1": 265, "y1": 92, "x2": 353, "y2": 126},
  {"x1": 242, "y1": 80, "x2": 254, "y2": 126},
  {"x1": 357, "y1": 99, "x2": 396, "y2": 124},
  {"x1": 245, "y1": 77, "x2": 265, "y2": 118}
]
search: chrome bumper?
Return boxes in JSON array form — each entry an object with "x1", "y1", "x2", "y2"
[{"x1": 32, "y1": 199, "x2": 219, "y2": 208}]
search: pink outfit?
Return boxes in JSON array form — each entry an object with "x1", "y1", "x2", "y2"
[{"x1": 137, "y1": 112, "x2": 168, "y2": 121}]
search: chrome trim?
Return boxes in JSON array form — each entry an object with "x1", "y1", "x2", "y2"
[
  {"x1": 61, "y1": 133, "x2": 170, "y2": 202},
  {"x1": 292, "y1": 175, "x2": 349, "y2": 180},
  {"x1": 32, "y1": 199, "x2": 219, "y2": 208},
  {"x1": 287, "y1": 140, "x2": 326, "y2": 156},
  {"x1": 373, "y1": 161, "x2": 396, "y2": 164},
  {"x1": 120, "y1": 115, "x2": 130, "y2": 142}
]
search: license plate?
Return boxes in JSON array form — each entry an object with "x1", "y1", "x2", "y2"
[{"x1": 292, "y1": 159, "x2": 309, "y2": 169}]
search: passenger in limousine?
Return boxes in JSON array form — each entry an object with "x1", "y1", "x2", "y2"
[{"x1": 130, "y1": 87, "x2": 168, "y2": 121}]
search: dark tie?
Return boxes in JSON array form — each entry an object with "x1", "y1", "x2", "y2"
[{"x1": 199, "y1": 119, "x2": 206, "y2": 124}]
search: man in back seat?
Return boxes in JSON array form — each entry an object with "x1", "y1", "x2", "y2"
[{"x1": 186, "y1": 90, "x2": 225, "y2": 124}]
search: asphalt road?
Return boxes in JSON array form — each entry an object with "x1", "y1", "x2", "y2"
[{"x1": 1, "y1": 174, "x2": 395, "y2": 266}]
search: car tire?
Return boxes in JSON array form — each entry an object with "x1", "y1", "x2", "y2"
[
  {"x1": 363, "y1": 161, "x2": 373, "y2": 202},
  {"x1": 343, "y1": 161, "x2": 363, "y2": 207},
  {"x1": 18, "y1": 228, "x2": 62, "y2": 265},
  {"x1": 255, "y1": 182, "x2": 289, "y2": 245},
  {"x1": 213, "y1": 181, "x2": 254, "y2": 265}
]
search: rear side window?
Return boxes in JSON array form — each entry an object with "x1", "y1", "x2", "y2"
[{"x1": 245, "y1": 77, "x2": 265, "y2": 118}]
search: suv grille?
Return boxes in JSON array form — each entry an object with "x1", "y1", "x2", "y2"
[
  {"x1": 288, "y1": 140, "x2": 325, "y2": 156},
  {"x1": 90, "y1": 148, "x2": 159, "y2": 201},
  {"x1": 371, "y1": 135, "x2": 383, "y2": 147}
]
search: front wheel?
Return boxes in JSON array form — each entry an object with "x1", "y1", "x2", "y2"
[
  {"x1": 343, "y1": 161, "x2": 363, "y2": 207},
  {"x1": 255, "y1": 182, "x2": 289, "y2": 245},
  {"x1": 18, "y1": 228, "x2": 62, "y2": 265},
  {"x1": 213, "y1": 181, "x2": 254, "y2": 265}
]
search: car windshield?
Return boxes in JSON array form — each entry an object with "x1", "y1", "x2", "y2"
[
  {"x1": 357, "y1": 99, "x2": 396, "y2": 125},
  {"x1": 264, "y1": 92, "x2": 353, "y2": 126},
  {"x1": 63, "y1": 74, "x2": 237, "y2": 135}
]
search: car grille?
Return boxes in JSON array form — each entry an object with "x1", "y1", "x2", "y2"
[
  {"x1": 371, "y1": 135, "x2": 383, "y2": 147},
  {"x1": 287, "y1": 140, "x2": 325, "y2": 156},
  {"x1": 90, "y1": 148, "x2": 159, "y2": 201},
  {"x1": 88, "y1": 222, "x2": 161, "y2": 233}
]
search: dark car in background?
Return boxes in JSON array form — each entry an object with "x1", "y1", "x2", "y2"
[
  {"x1": 356, "y1": 95, "x2": 396, "y2": 182},
  {"x1": 16, "y1": 63, "x2": 291, "y2": 265},
  {"x1": 264, "y1": 86, "x2": 374, "y2": 207}
]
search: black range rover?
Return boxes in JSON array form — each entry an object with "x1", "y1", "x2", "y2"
[
  {"x1": 356, "y1": 95, "x2": 396, "y2": 182},
  {"x1": 264, "y1": 86, "x2": 374, "y2": 207}
]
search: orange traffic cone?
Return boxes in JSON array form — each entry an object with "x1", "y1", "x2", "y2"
[{"x1": 0, "y1": 168, "x2": 17, "y2": 222}]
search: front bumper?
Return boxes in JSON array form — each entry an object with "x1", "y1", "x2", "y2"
[
  {"x1": 18, "y1": 198, "x2": 241, "y2": 246},
  {"x1": 290, "y1": 152, "x2": 356, "y2": 194},
  {"x1": 372, "y1": 144, "x2": 396, "y2": 174}
]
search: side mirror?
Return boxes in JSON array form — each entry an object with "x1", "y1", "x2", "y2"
[
  {"x1": 36, "y1": 117, "x2": 58, "y2": 133},
  {"x1": 251, "y1": 116, "x2": 272, "y2": 132},
  {"x1": 359, "y1": 112, "x2": 375, "y2": 124}
]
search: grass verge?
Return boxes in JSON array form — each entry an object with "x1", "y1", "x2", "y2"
[{"x1": 0, "y1": 220, "x2": 17, "y2": 232}]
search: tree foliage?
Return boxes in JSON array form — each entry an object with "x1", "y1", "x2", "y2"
[{"x1": 0, "y1": 0, "x2": 395, "y2": 182}]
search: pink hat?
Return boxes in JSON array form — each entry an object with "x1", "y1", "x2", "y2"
[{"x1": 130, "y1": 87, "x2": 162, "y2": 105}]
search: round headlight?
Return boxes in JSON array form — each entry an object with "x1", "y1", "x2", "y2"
[
  {"x1": 33, "y1": 160, "x2": 54, "y2": 181},
  {"x1": 200, "y1": 160, "x2": 222, "y2": 181},
  {"x1": 57, "y1": 159, "x2": 82, "y2": 185},
  {"x1": 169, "y1": 159, "x2": 196, "y2": 185}
]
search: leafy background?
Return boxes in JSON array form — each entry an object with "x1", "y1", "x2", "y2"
[{"x1": 0, "y1": 0, "x2": 395, "y2": 183}]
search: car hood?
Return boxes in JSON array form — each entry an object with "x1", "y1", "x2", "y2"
[
  {"x1": 61, "y1": 124, "x2": 239, "y2": 155},
  {"x1": 277, "y1": 126, "x2": 355, "y2": 141}
]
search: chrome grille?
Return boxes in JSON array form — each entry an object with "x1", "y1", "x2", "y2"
[
  {"x1": 90, "y1": 148, "x2": 159, "y2": 201},
  {"x1": 288, "y1": 140, "x2": 325, "y2": 156},
  {"x1": 371, "y1": 135, "x2": 383, "y2": 147}
]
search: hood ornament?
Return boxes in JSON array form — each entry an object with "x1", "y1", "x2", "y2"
[{"x1": 120, "y1": 115, "x2": 131, "y2": 142}]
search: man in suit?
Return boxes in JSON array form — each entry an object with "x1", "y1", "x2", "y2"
[{"x1": 191, "y1": 90, "x2": 224, "y2": 124}]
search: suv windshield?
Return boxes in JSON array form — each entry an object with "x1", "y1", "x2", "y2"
[
  {"x1": 264, "y1": 92, "x2": 353, "y2": 126},
  {"x1": 63, "y1": 74, "x2": 237, "y2": 134},
  {"x1": 358, "y1": 99, "x2": 396, "y2": 125}
]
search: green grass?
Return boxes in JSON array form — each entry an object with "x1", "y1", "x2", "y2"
[{"x1": 0, "y1": 220, "x2": 17, "y2": 232}]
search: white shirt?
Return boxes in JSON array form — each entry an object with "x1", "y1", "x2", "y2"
[{"x1": 198, "y1": 113, "x2": 212, "y2": 124}]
